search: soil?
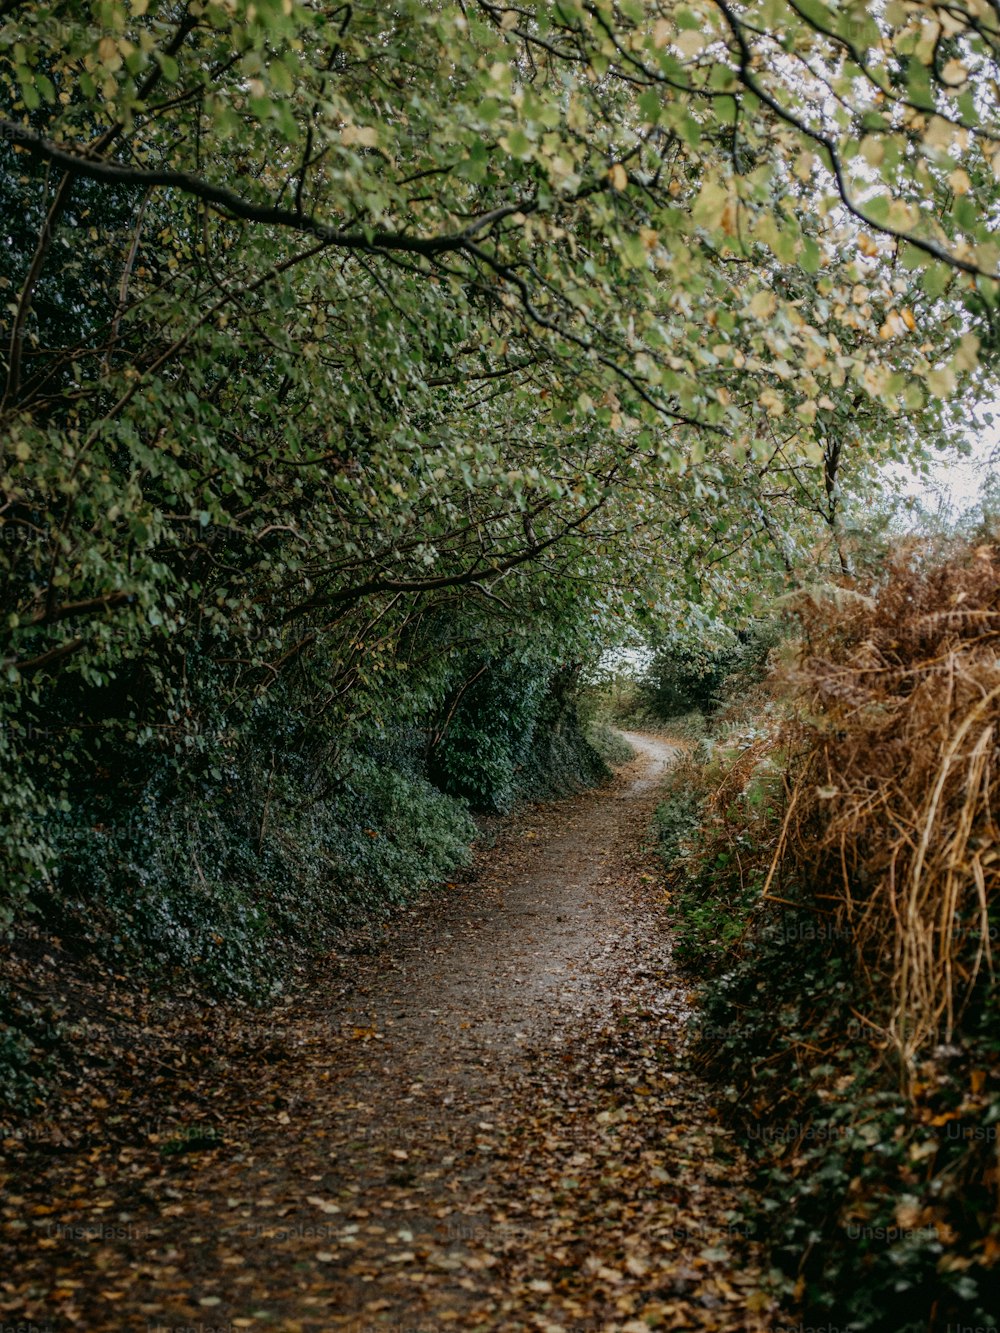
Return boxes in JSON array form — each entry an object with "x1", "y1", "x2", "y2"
[{"x1": 0, "y1": 733, "x2": 782, "y2": 1332}]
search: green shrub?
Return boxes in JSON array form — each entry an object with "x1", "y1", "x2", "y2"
[
  {"x1": 518, "y1": 671, "x2": 610, "y2": 798},
  {"x1": 40, "y1": 744, "x2": 476, "y2": 1000},
  {"x1": 639, "y1": 619, "x2": 787, "y2": 724},
  {"x1": 0, "y1": 984, "x2": 76, "y2": 1119},
  {"x1": 655, "y1": 709, "x2": 707, "y2": 742},
  {"x1": 431, "y1": 657, "x2": 550, "y2": 812},
  {"x1": 585, "y1": 721, "x2": 635, "y2": 765},
  {"x1": 695, "y1": 919, "x2": 1000, "y2": 1331},
  {"x1": 654, "y1": 729, "x2": 782, "y2": 970},
  {"x1": 432, "y1": 659, "x2": 608, "y2": 812},
  {"x1": 0, "y1": 640, "x2": 607, "y2": 1112}
]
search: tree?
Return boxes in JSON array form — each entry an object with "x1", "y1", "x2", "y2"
[{"x1": 0, "y1": 0, "x2": 996, "y2": 910}]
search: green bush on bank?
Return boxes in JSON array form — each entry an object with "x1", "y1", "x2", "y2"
[
  {"x1": 0, "y1": 645, "x2": 609, "y2": 1117},
  {"x1": 44, "y1": 747, "x2": 477, "y2": 998},
  {"x1": 584, "y1": 721, "x2": 635, "y2": 766},
  {"x1": 693, "y1": 912, "x2": 1000, "y2": 1332},
  {"x1": 655, "y1": 724, "x2": 783, "y2": 970},
  {"x1": 636, "y1": 619, "x2": 786, "y2": 726},
  {"x1": 431, "y1": 660, "x2": 609, "y2": 813}
]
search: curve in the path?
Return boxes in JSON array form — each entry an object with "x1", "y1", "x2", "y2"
[
  {"x1": 1, "y1": 732, "x2": 784, "y2": 1333},
  {"x1": 335, "y1": 729, "x2": 682, "y2": 1072}
]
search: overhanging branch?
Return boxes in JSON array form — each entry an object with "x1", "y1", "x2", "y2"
[{"x1": 0, "y1": 119, "x2": 526, "y2": 257}]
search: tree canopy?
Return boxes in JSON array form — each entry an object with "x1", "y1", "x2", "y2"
[{"x1": 1, "y1": 0, "x2": 998, "y2": 906}]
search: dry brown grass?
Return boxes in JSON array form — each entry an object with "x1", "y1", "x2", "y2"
[{"x1": 777, "y1": 541, "x2": 1000, "y2": 1067}]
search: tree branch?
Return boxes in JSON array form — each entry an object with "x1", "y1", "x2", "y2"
[
  {"x1": 285, "y1": 494, "x2": 610, "y2": 622},
  {"x1": 0, "y1": 119, "x2": 531, "y2": 258},
  {"x1": 713, "y1": 0, "x2": 1000, "y2": 281}
]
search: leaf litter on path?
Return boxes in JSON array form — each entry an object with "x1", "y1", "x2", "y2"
[{"x1": 0, "y1": 734, "x2": 783, "y2": 1331}]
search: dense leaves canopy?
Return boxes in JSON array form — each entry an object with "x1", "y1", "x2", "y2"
[{"x1": 0, "y1": 0, "x2": 998, "y2": 904}]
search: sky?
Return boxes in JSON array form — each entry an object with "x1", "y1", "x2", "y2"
[
  {"x1": 599, "y1": 394, "x2": 1000, "y2": 680},
  {"x1": 893, "y1": 395, "x2": 999, "y2": 518},
  {"x1": 898, "y1": 449, "x2": 992, "y2": 514}
]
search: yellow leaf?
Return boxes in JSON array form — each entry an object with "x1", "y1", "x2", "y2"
[
  {"x1": 98, "y1": 36, "x2": 122, "y2": 71},
  {"x1": 608, "y1": 162, "x2": 628, "y2": 191},
  {"x1": 342, "y1": 124, "x2": 378, "y2": 148},
  {"x1": 924, "y1": 115, "x2": 962, "y2": 152},
  {"x1": 879, "y1": 311, "x2": 907, "y2": 339},
  {"x1": 915, "y1": 18, "x2": 940, "y2": 64},
  {"x1": 926, "y1": 365, "x2": 957, "y2": 397},
  {"x1": 676, "y1": 29, "x2": 707, "y2": 58},
  {"x1": 653, "y1": 18, "x2": 672, "y2": 47},
  {"x1": 749, "y1": 290, "x2": 777, "y2": 319},
  {"x1": 952, "y1": 330, "x2": 980, "y2": 372},
  {"x1": 692, "y1": 178, "x2": 731, "y2": 230},
  {"x1": 888, "y1": 199, "x2": 918, "y2": 230},
  {"x1": 949, "y1": 168, "x2": 971, "y2": 195}
]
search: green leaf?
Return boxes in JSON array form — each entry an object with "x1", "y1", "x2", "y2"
[
  {"x1": 156, "y1": 52, "x2": 180, "y2": 82},
  {"x1": 921, "y1": 263, "x2": 951, "y2": 298}
]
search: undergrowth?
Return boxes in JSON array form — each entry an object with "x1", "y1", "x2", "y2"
[
  {"x1": 584, "y1": 720, "x2": 636, "y2": 766},
  {"x1": 1, "y1": 657, "x2": 608, "y2": 1118},
  {"x1": 655, "y1": 544, "x2": 1000, "y2": 1331},
  {"x1": 44, "y1": 747, "x2": 477, "y2": 998}
]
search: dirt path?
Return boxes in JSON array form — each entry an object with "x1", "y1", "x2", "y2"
[{"x1": 1, "y1": 734, "x2": 780, "y2": 1332}]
